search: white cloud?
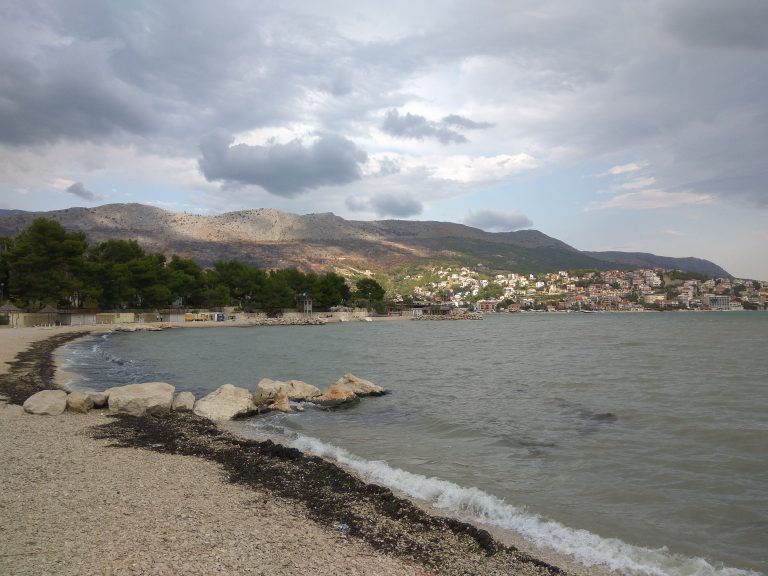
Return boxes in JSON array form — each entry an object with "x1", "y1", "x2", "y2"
[
  {"x1": 586, "y1": 189, "x2": 713, "y2": 211},
  {"x1": 621, "y1": 176, "x2": 657, "y2": 190},
  {"x1": 429, "y1": 153, "x2": 540, "y2": 183},
  {"x1": 606, "y1": 163, "x2": 646, "y2": 176}
]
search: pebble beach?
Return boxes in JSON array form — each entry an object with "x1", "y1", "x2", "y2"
[{"x1": 0, "y1": 325, "x2": 579, "y2": 576}]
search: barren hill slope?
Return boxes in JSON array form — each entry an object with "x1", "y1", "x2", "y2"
[{"x1": 0, "y1": 204, "x2": 730, "y2": 277}]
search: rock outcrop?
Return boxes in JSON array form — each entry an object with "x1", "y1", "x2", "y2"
[
  {"x1": 23, "y1": 390, "x2": 68, "y2": 416},
  {"x1": 331, "y1": 373, "x2": 386, "y2": 396},
  {"x1": 283, "y1": 380, "x2": 322, "y2": 401},
  {"x1": 253, "y1": 378, "x2": 283, "y2": 406},
  {"x1": 268, "y1": 390, "x2": 292, "y2": 413},
  {"x1": 66, "y1": 391, "x2": 94, "y2": 414},
  {"x1": 172, "y1": 391, "x2": 195, "y2": 412},
  {"x1": 254, "y1": 378, "x2": 322, "y2": 406},
  {"x1": 193, "y1": 384, "x2": 255, "y2": 421},
  {"x1": 107, "y1": 382, "x2": 175, "y2": 417},
  {"x1": 312, "y1": 384, "x2": 359, "y2": 409}
]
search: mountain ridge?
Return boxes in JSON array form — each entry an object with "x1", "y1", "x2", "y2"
[{"x1": 0, "y1": 203, "x2": 731, "y2": 277}]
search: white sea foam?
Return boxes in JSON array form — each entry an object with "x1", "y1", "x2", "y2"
[{"x1": 274, "y1": 430, "x2": 759, "y2": 576}]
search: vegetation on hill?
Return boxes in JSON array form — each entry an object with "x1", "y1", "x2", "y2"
[{"x1": 0, "y1": 219, "x2": 383, "y2": 313}]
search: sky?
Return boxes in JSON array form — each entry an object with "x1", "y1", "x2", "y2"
[{"x1": 1, "y1": 1, "x2": 767, "y2": 279}]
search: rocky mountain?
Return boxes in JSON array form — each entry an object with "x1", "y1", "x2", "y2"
[{"x1": 0, "y1": 203, "x2": 731, "y2": 277}]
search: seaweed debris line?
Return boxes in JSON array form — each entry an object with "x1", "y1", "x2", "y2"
[{"x1": 91, "y1": 412, "x2": 566, "y2": 576}]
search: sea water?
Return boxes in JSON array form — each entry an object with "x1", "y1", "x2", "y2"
[{"x1": 61, "y1": 313, "x2": 768, "y2": 575}]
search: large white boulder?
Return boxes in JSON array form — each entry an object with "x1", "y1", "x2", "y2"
[
  {"x1": 253, "y1": 378, "x2": 322, "y2": 406},
  {"x1": 172, "y1": 391, "x2": 195, "y2": 412},
  {"x1": 23, "y1": 390, "x2": 68, "y2": 416},
  {"x1": 107, "y1": 382, "x2": 175, "y2": 417},
  {"x1": 332, "y1": 373, "x2": 386, "y2": 396},
  {"x1": 283, "y1": 379, "x2": 322, "y2": 401},
  {"x1": 193, "y1": 384, "x2": 255, "y2": 421},
  {"x1": 66, "y1": 391, "x2": 94, "y2": 414}
]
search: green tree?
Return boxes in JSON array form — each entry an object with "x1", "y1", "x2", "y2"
[
  {"x1": 354, "y1": 277, "x2": 385, "y2": 309},
  {"x1": 476, "y1": 283, "x2": 503, "y2": 301},
  {"x1": 3, "y1": 219, "x2": 87, "y2": 308},
  {"x1": 167, "y1": 255, "x2": 204, "y2": 306},
  {"x1": 0, "y1": 236, "x2": 13, "y2": 302},
  {"x1": 129, "y1": 253, "x2": 172, "y2": 308},
  {"x1": 314, "y1": 272, "x2": 351, "y2": 309},
  {"x1": 211, "y1": 261, "x2": 267, "y2": 308},
  {"x1": 355, "y1": 277, "x2": 385, "y2": 300},
  {"x1": 85, "y1": 239, "x2": 147, "y2": 308}
]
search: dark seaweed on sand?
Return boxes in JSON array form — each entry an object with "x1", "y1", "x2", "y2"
[
  {"x1": 92, "y1": 412, "x2": 565, "y2": 576},
  {"x1": 0, "y1": 331, "x2": 90, "y2": 404}
]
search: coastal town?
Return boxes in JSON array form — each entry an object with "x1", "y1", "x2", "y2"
[{"x1": 390, "y1": 266, "x2": 768, "y2": 313}]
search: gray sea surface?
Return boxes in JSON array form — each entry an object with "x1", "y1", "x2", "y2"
[{"x1": 62, "y1": 313, "x2": 768, "y2": 576}]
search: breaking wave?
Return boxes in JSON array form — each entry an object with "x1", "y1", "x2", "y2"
[{"x1": 248, "y1": 419, "x2": 759, "y2": 576}]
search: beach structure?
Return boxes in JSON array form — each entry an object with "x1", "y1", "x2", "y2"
[
  {"x1": 39, "y1": 305, "x2": 60, "y2": 326},
  {"x1": 0, "y1": 303, "x2": 23, "y2": 327}
]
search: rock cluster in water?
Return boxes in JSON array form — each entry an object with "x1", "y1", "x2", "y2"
[{"x1": 20, "y1": 373, "x2": 387, "y2": 421}]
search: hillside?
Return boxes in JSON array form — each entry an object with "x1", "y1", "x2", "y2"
[{"x1": 0, "y1": 204, "x2": 731, "y2": 277}]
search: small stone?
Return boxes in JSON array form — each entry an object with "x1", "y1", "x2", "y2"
[
  {"x1": 67, "y1": 391, "x2": 95, "y2": 413},
  {"x1": 172, "y1": 391, "x2": 195, "y2": 412}
]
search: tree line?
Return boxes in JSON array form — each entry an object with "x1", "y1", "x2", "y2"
[{"x1": 0, "y1": 219, "x2": 384, "y2": 312}]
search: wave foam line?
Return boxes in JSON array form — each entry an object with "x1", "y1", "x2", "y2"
[{"x1": 287, "y1": 434, "x2": 759, "y2": 576}]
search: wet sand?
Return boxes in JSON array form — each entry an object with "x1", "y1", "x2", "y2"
[{"x1": 0, "y1": 325, "x2": 591, "y2": 576}]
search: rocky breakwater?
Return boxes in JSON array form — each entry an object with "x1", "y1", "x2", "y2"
[
  {"x1": 247, "y1": 316, "x2": 326, "y2": 326},
  {"x1": 21, "y1": 383, "x2": 178, "y2": 417},
  {"x1": 411, "y1": 309, "x2": 483, "y2": 321},
  {"x1": 18, "y1": 373, "x2": 388, "y2": 422},
  {"x1": 253, "y1": 373, "x2": 388, "y2": 412},
  {"x1": 112, "y1": 324, "x2": 171, "y2": 332}
]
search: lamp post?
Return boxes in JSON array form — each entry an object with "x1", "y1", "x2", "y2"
[{"x1": 0, "y1": 282, "x2": 4, "y2": 305}]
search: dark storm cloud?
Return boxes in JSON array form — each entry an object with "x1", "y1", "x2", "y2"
[
  {"x1": 346, "y1": 193, "x2": 423, "y2": 218},
  {"x1": 2, "y1": 1, "x2": 768, "y2": 211},
  {"x1": 198, "y1": 133, "x2": 368, "y2": 197},
  {"x1": 663, "y1": 0, "x2": 768, "y2": 50},
  {"x1": 0, "y1": 34, "x2": 157, "y2": 145},
  {"x1": 463, "y1": 210, "x2": 532, "y2": 232},
  {"x1": 64, "y1": 181, "x2": 103, "y2": 201},
  {"x1": 0, "y1": 2, "x2": 357, "y2": 147},
  {"x1": 382, "y1": 110, "x2": 468, "y2": 145},
  {"x1": 369, "y1": 194, "x2": 423, "y2": 217}
]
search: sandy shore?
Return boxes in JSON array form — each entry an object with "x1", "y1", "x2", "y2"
[{"x1": 0, "y1": 325, "x2": 590, "y2": 576}]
